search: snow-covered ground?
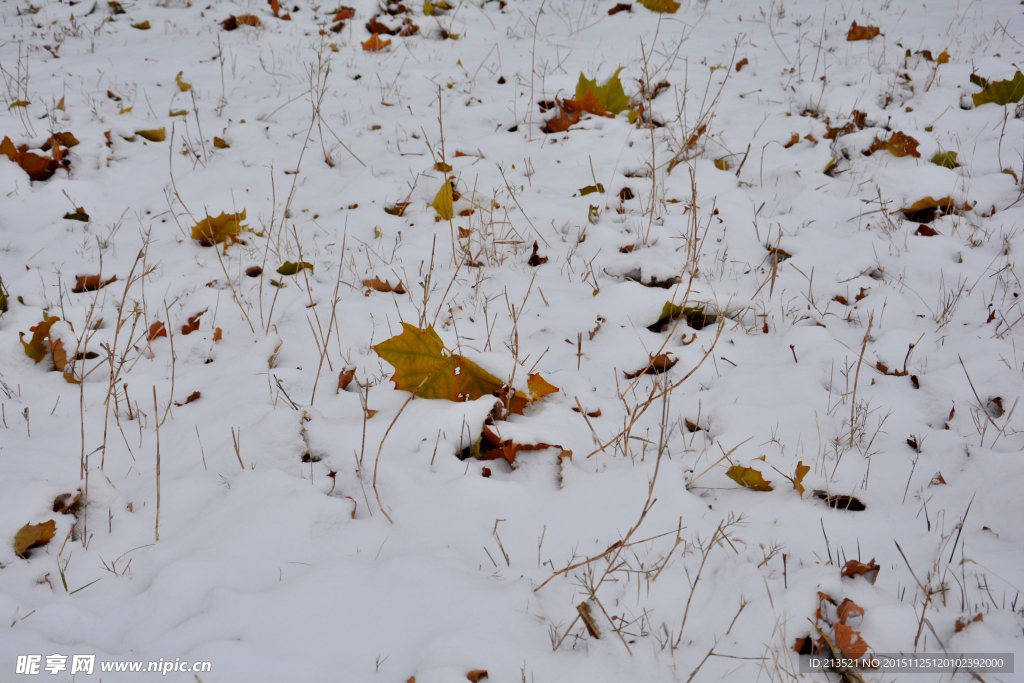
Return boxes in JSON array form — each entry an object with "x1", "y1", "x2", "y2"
[{"x1": 1, "y1": 0, "x2": 1023, "y2": 680}]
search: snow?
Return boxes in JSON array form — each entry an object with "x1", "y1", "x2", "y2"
[{"x1": 1, "y1": 0, "x2": 1023, "y2": 681}]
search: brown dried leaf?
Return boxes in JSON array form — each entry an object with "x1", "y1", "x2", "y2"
[
  {"x1": 174, "y1": 391, "x2": 201, "y2": 406},
  {"x1": 608, "y1": 2, "x2": 630, "y2": 14},
  {"x1": 834, "y1": 621, "x2": 870, "y2": 659},
  {"x1": 148, "y1": 321, "x2": 168, "y2": 341},
  {"x1": 182, "y1": 308, "x2": 207, "y2": 335},
  {"x1": 793, "y1": 460, "x2": 810, "y2": 495},
  {"x1": 53, "y1": 491, "x2": 82, "y2": 514},
  {"x1": 466, "y1": 672, "x2": 488, "y2": 683},
  {"x1": 72, "y1": 274, "x2": 117, "y2": 293},
  {"x1": 334, "y1": 6, "x2": 355, "y2": 21},
  {"x1": 527, "y1": 241, "x2": 548, "y2": 267},
  {"x1": 735, "y1": 57, "x2": 749, "y2": 71},
  {"x1": 868, "y1": 131, "x2": 921, "y2": 158},
  {"x1": 363, "y1": 276, "x2": 406, "y2": 294},
  {"x1": 14, "y1": 520, "x2": 56, "y2": 558},
  {"x1": 815, "y1": 491, "x2": 867, "y2": 512},
  {"x1": 837, "y1": 598, "x2": 865, "y2": 625},
  {"x1": 841, "y1": 558, "x2": 880, "y2": 583},
  {"x1": 624, "y1": 353, "x2": 678, "y2": 379},
  {"x1": 337, "y1": 367, "x2": 356, "y2": 393},
  {"x1": 726, "y1": 465, "x2": 774, "y2": 491},
  {"x1": 50, "y1": 338, "x2": 80, "y2": 384},
  {"x1": 954, "y1": 613, "x2": 983, "y2": 632},
  {"x1": 577, "y1": 602, "x2": 602, "y2": 638},
  {"x1": 784, "y1": 133, "x2": 801, "y2": 149},
  {"x1": 847, "y1": 21, "x2": 880, "y2": 41},
  {"x1": 542, "y1": 100, "x2": 582, "y2": 134}
]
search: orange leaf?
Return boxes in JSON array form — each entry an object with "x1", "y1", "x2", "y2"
[
  {"x1": 542, "y1": 101, "x2": 581, "y2": 134},
  {"x1": 841, "y1": 558, "x2": 879, "y2": 583},
  {"x1": 834, "y1": 622, "x2": 869, "y2": 659},
  {"x1": 268, "y1": 0, "x2": 280, "y2": 16},
  {"x1": 837, "y1": 598, "x2": 865, "y2": 625},
  {"x1": 362, "y1": 33, "x2": 391, "y2": 51},
  {"x1": 868, "y1": 131, "x2": 921, "y2": 158},
  {"x1": 1, "y1": 136, "x2": 62, "y2": 181},
  {"x1": 213, "y1": 327, "x2": 223, "y2": 341},
  {"x1": 793, "y1": 460, "x2": 810, "y2": 495},
  {"x1": 467, "y1": 672, "x2": 488, "y2": 683},
  {"x1": 148, "y1": 321, "x2": 168, "y2": 341},
  {"x1": 334, "y1": 6, "x2": 355, "y2": 21},
  {"x1": 174, "y1": 391, "x2": 201, "y2": 406},
  {"x1": 564, "y1": 90, "x2": 611, "y2": 118},
  {"x1": 847, "y1": 22, "x2": 880, "y2": 41},
  {"x1": 474, "y1": 425, "x2": 569, "y2": 466},
  {"x1": 50, "y1": 338, "x2": 80, "y2": 384},
  {"x1": 735, "y1": 58, "x2": 749, "y2": 71},
  {"x1": 507, "y1": 373, "x2": 560, "y2": 415},
  {"x1": 53, "y1": 490, "x2": 82, "y2": 514},
  {"x1": 954, "y1": 613, "x2": 983, "y2": 632},
  {"x1": 784, "y1": 133, "x2": 800, "y2": 148},
  {"x1": 337, "y1": 367, "x2": 356, "y2": 392},
  {"x1": 181, "y1": 308, "x2": 208, "y2": 335},
  {"x1": 72, "y1": 274, "x2": 117, "y2": 293}
]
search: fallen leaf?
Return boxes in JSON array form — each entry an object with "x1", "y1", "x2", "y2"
[
  {"x1": 608, "y1": 3, "x2": 631, "y2": 14},
  {"x1": 362, "y1": 33, "x2": 392, "y2": 51},
  {"x1": 53, "y1": 491, "x2": 82, "y2": 514},
  {"x1": 431, "y1": 181, "x2": 454, "y2": 220},
  {"x1": 846, "y1": 21, "x2": 880, "y2": 41},
  {"x1": 337, "y1": 367, "x2": 356, "y2": 392},
  {"x1": 714, "y1": 158, "x2": 731, "y2": 171},
  {"x1": 366, "y1": 17, "x2": 397, "y2": 34},
  {"x1": 868, "y1": 131, "x2": 921, "y2": 158},
  {"x1": 814, "y1": 491, "x2": 867, "y2": 511},
  {"x1": 527, "y1": 241, "x2": 547, "y2": 266},
  {"x1": 42, "y1": 132, "x2": 79, "y2": 150},
  {"x1": 640, "y1": 0, "x2": 680, "y2": 13},
  {"x1": 972, "y1": 71, "x2": 1024, "y2": 107},
  {"x1": 837, "y1": 598, "x2": 865, "y2": 626},
  {"x1": 577, "y1": 602, "x2": 602, "y2": 638},
  {"x1": 334, "y1": 6, "x2": 355, "y2": 21},
  {"x1": 841, "y1": 558, "x2": 879, "y2": 583},
  {"x1": 8, "y1": 100, "x2": 29, "y2": 109},
  {"x1": 14, "y1": 520, "x2": 56, "y2": 558},
  {"x1": 363, "y1": 276, "x2": 406, "y2": 294},
  {"x1": 50, "y1": 337, "x2": 80, "y2": 384},
  {"x1": 174, "y1": 391, "x2": 201, "y2": 406},
  {"x1": 246, "y1": 266, "x2": 263, "y2": 277},
  {"x1": 131, "y1": 20, "x2": 151, "y2": 29},
  {"x1": 542, "y1": 101, "x2": 582, "y2": 133},
  {"x1": 793, "y1": 461, "x2": 809, "y2": 495},
  {"x1": 726, "y1": 465, "x2": 774, "y2": 491},
  {"x1": 937, "y1": 50, "x2": 950, "y2": 64},
  {"x1": 72, "y1": 275, "x2": 116, "y2": 293},
  {"x1": 931, "y1": 151, "x2": 959, "y2": 168},
  {"x1": 268, "y1": 0, "x2": 280, "y2": 16},
  {"x1": 572, "y1": 406, "x2": 602, "y2": 418},
  {"x1": 374, "y1": 323, "x2": 505, "y2": 402},
  {"x1": 929, "y1": 472, "x2": 946, "y2": 486},
  {"x1": 784, "y1": 133, "x2": 801, "y2": 148},
  {"x1": 954, "y1": 613, "x2": 983, "y2": 632},
  {"x1": 736, "y1": 57, "x2": 749, "y2": 71},
  {"x1": 578, "y1": 183, "x2": 604, "y2": 196},
  {"x1": 222, "y1": 14, "x2": 261, "y2": 30},
  {"x1": 175, "y1": 72, "x2": 192, "y2": 92},
  {"x1": 276, "y1": 261, "x2": 313, "y2": 276},
  {"x1": 575, "y1": 68, "x2": 629, "y2": 115},
  {"x1": 213, "y1": 328, "x2": 223, "y2": 341},
  {"x1": 181, "y1": 308, "x2": 207, "y2": 335},
  {"x1": 64, "y1": 208, "x2": 90, "y2": 222},
  {"x1": 1, "y1": 136, "x2": 64, "y2": 181},
  {"x1": 148, "y1": 321, "x2": 167, "y2": 341},
  {"x1": 135, "y1": 128, "x2": 166, "y2": 142},
  {"x1": 385, "y1": 202, "x2": 411, "y2": 216},
  {"x1": 624, "y1": 353, "x2": 678, "y2": 379},
  {"x1": 20, "y1": 315, "x2": 60, "y2": 363},
  {"x1": 506, "y1": 373, "x2": 560, "y2": 415},
  {"x1": 466, "y1": 671, "x2": 488, "y2": 682},
  {"x1": 834, "y1": 622, "x2": 870, "y2": 659},
  {"x1": 191, "y1": 210, "x2": 247, "y2": 246},
  {"x1": 473, "y1": 424, "x2": 569, "y2": 466}
]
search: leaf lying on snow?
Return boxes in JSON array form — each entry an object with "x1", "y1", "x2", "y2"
[
  {"x1": 841, "y1": 558, "x2": 880, "y2": 583},
  {"x1": 64, "y1": 208, "x2": 90, "y2": 222},
  {"x1": 624, "y1": 353, "x2": 678, "y2": 379},
  {"x1": 276, "y1": 261, "x2": 313, "y2": 276},
  {"x1": 931, "y1": 151, "x2": 959, "y2": 168},
  {"x1": 1, "y1": 136, "x2": 68, "y2": 182},
  {"x1": 362, "y1": 276, "x2": 406, "y2": 294},
  {"x1": 14, "y1": 520, "x2": 56, "y2": 558},
  {"x1": 373, "y1": 323, "x2": 558, "y2": 414},
  {"x1": 135, "y1": 128, "x2": 166, "y2": 142},
  {"x1": 191, "y1": 210, "x2": 247, "y2": 246},
  {"x1": 50, "y1": 335, "x2": 80, "y2": 384},
  {"x1": 867, "y1": 131, "x2": 920, "y2": 158},
  {"x1": 181, "y1": 308, "x2": 207, "y2": 334},
  {"x1": 648, "y1": 302, "x2": 717, "y2": 332},
  {"x1": 222, "y1": 14, "x2": 261, "y2": 30},
  {"x1": 431, "y1": 181, "x2": 454, "y2": 220},
  {"x1": 639, "y1": 0, "x2": 680, "y2": 13},
  {"x1": 846, "y1": 21, "x2": 880, "y2": 41},
  {"x1": 20, "y1": 315, "x2": 61, "y2": 363},
  {"x1": 72, "y1": 275, "x2": 116, "y2": 293},
  {"x1": 472, "y1": 423, "x2": 571, "y2": 466},
  {"x1": 814, "y1": 490, "x2": 867, "y2": 511},
  {"x1": 971, "y1": 71, "x2": 1024, "y2": 107},
  {"x1": 362, "y1": 33, "x2": 391, "y2": 51},
  {"x1": 575, "y1": 68, "x2": 629, "y2": 115},
  {"x1": 726, "y1": 465, "x2": 773, "y2": 491}
]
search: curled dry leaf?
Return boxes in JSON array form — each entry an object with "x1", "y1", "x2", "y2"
[
  {"x1": 726, "y1": 465, "x2": 773, "y2": 491},
  {"x1": 834, "y1": 621, "x2": 870, "y2": 659},
  {"x1": 72, "y1": 274, "x2": 117, "y2": 293},
  {"x1": 846, "y1": 21, "x2": 880, "y2": 41},
  {"x1": 53, "y1": 490, "x2": 82, "y2": 514},
  {"x1": 1, "y1": 136, "x2": 67, "y2": 182},
  {"x1": 245, "y1": 266, "x2": 263, "y2": 277},
  {"x1": 361, "y1": 33, "x2": 391, "y2": 51},
  {"x1": 840, "y1": 558, "x2": 879, "y2": 583},
  {"x1": 20, "y1": 315, "x2": 61, "y2": 363},
  {"x1": 527, "y1": 241, "x2": 548, "y2": 266},
  {"x1": 64, "y1": 208, "x2": 89, "y2": 222},
  {"x1": 577, "y1": 602, "x2": 602, "y2": 638},
  {"x1": 955, "y1": 613, "x2": 983, "y2": 632},
  {"x1": 837, "y1": 598, "x2": 864, "y2": 626},
  {"x1": 793, "y1": 460, "x2": 810, "y2": 495},
  {"x1": 50, "y1": 337, "x2": 80, "y2": 384},
  {"x1": 334, "y1": 6, "x2": 355, "y2": 21},
  {"x1": 624, "y1": 353, "x2": 678, "y2": 378},
  {"x1": 174, "y1": 391, "x2": 201, "y2": 406},
  {"x1": 276, "y1": 261, "x2": 313, "y2": 276},
  {"x1": 175, "y1": 72, "x2": 192, "y2": 92},
  {"x1": 608, "y1": 2, "x2": 630, "y2": 14},
  {"x1": 213, "y1": 137, "x2": 230, "y2": 149},
  {"x1": 363, "y1": 276, "x2": 406, "y2": 294},
  {"x1": 337, "y1": 367, "x2": 356, "y2": 392},
  {"x1": 135, "y1": 128, "x2": 166, "y2": 142},
  {"x1": 466, "y1": 671, "x2": 488, "y2": 683},
  {"x1": 735, "y1": 57, "x2": 749, "y2": 71},
  {"x1": 814, "y1": 490, "x2": 866, "y2": 511},
  {"x1": 181, "y1": 309, "x2": 207, "y2": 335},
  {"x1": 14, "y1": 520, "x2": 56, "y2": 558},
  {"x1": 213, "y1": 327, "x2": 223, "y2": 341}
]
